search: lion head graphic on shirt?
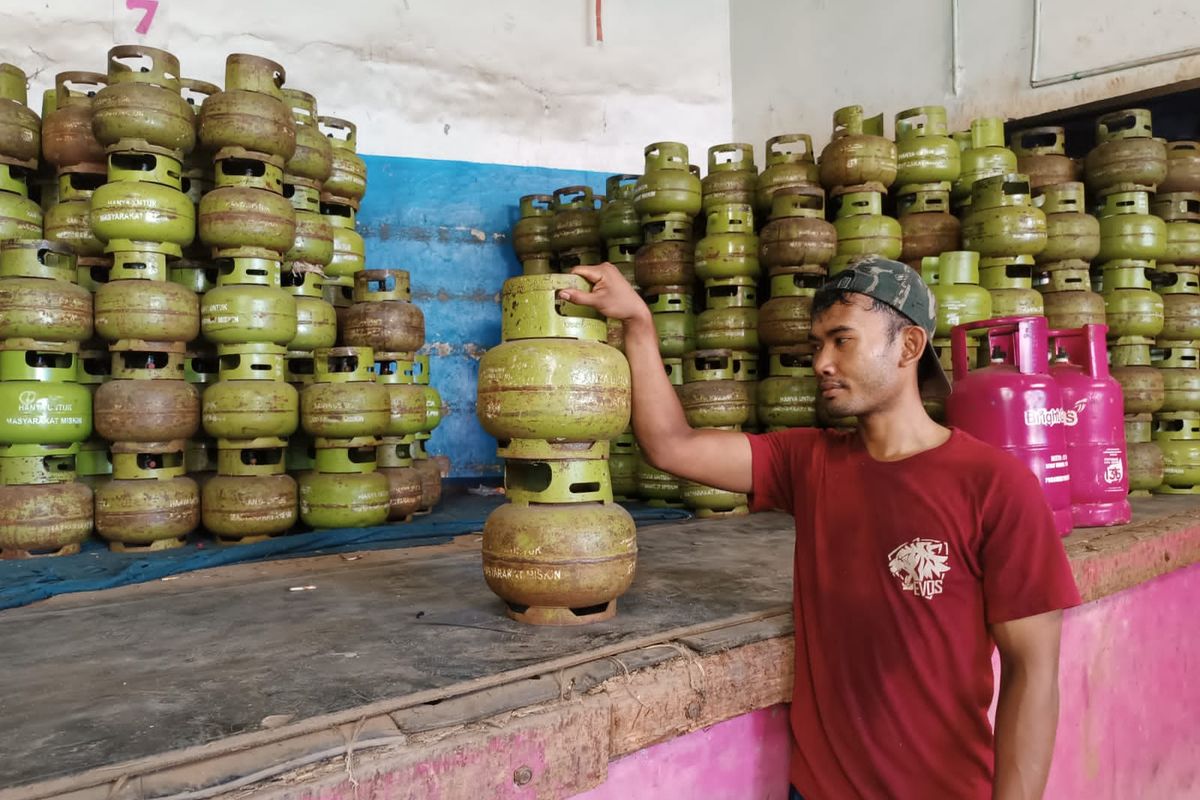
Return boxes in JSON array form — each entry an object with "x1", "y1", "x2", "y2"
[{"x1": 888, "y1": 538, "x2": 952, "y2": 600}]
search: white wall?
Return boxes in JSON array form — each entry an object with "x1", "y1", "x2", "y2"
[
  {"x1": 730, "y1": 0, "x2": 1200, "y2": 151},
  {"x1": 0, "y1": 0, "x2": 733, "y2": 173}
]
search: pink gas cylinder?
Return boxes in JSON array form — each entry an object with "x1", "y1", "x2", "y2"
[
  {"x1": 947, "y1": 316, "x2": 1074, "y2": 536},
  {"x1": 1048, "y1": 324, "x2": 1131, "y2": 528}
]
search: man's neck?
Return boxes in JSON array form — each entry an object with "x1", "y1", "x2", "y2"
[{"x1": 856, "y1": 394, "x2": 951, "y2": 462}]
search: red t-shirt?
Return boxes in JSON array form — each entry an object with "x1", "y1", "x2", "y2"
[{"x1": 747, "y1": 427, "x2": 1082, "y2": 799}]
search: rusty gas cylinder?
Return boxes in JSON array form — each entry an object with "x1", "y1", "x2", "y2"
[
  {"x1": 696, "y1": 278, "x2": 758, "y2": 351},
  {"x1": 1085, "y1": 109, "x2": 1167, "y2": 197},
  {"x1": 199, "y1": 54, "x2": 296, "y2": 164},
  {"x1": 410, "y1": 433, "x2": 442, "y2": 513},
  {"x1": 477, "y1": 274, "x2": 630, "y2": 444},
  {"x1": 90, "y1": 168, "x2": 196, "y2": 268},
  {"x1": 894, "y1": 106, "x2": 960, "y2": 189},
  {"x1": 1124, "y1": 414, "x2": 1163, "y2": 493},
  {"x1": 199, "y1": 180, "x2": 297, "y2": 261},
  {"x1": 678, "y1": 349, "x2": 753, "y2": 429},
  {"x1": 300, "y1": 346, "x2": 390, "y2": 439},
  {"x1": 93, "y1": 343, "x2": 200, "y2": 444},
  {"x1": 758, "y1": 187, "x2": 836, "y2": 273},
  {"x1": 703, "y1": 143, "x2": 757, "y2": 213},
  {"x1": 756, "y1": 134, "x2": 819, "y2": 215},
  {"x1": 372, "y1": 352, "x2": 428, "y2": 438},
  {"x1": 829, "y1": 190, "x2": 902, "y2": 273},
  {"x1": 341, "y1": 268, "x2": 425, "y2": 354},
  {"x1": 92, "y1": 46, "x2": 194, "y2": 157},
  {"x1": 551, "y1": 184, "x2": 604, "y2": 256},
  {"x1": 757, "y1": 346, "x2": 818, "y2": 431},
  {"x1": 200, "y1": 257, "x2": 298, "y2": 345},
  {"x1": 202, "y1": 439, "x2": 297, "y2": 543},
  {"x1": 482, "y1": 482, "x2": 637, "y2": 624},
  {"x1": 695, "y1": 202, "x2": 758, "y2": 281},
  {"x1": 377, "y1": 435, "x2": 422, "y2": 521},
  {"x1": 44, "y1": 172, "x2": 107, "y2": 260},
  {"x1": 924, "y1": 251, "x2": 992, "y2": 338},
  {"x1": 94, "y1": 439, "x2": 199, "y2": 550},
  {"x1": 1109, "y1": 338, "x2": 1164, "y2": 415},
  {"x1": 1032, "y1": 257, "x2": 1100, "y2": 322},
  {"x1": 1157, "y1": 264, "x2": 1200, "y2": 341},
  {"x1": 1152, "y1": 412, "x2": 1200, "y2": 493},
  {"x1": 635, "y1": 236, "x2": 693, "y2": 290},
  {"x1": 0, "y1": 168, "x2": 45, "y2": 242},
  {"x1": 977, "y1": 254, "x2": 1044, "y2": 317},
  {"x1": 960, "y1": 173, "x2": 1048, "y2": 259},
  {"x1": 897, "y1": 184, "x2": 959, "y2": 268},
  {"x1": 600, "y1": 174, "x2": 641, "y2": 245},
  {"x1": 42, "y1": 71, "x2": 106, "y2": 172},
  {"x1": 94, "y1": 259, "x2": 200, "y2": 344},
  {"x1": 202, "y1": 344, "x2": 299, "y2": 440},
  {"x1": 1037, "y1": 265, "x2": 1106, "y2": 329},
  {"x1": 0, "y1": 446, "x2": 93, "y2": 558},
  {"x1": 282, "y1": 88, "x2": 332, "y2": 188},
  {"x1": 0, "y1": 239, "x2": 92, "y2": 344},
  {"x1": 1153, "y1": 192, "x2": 1200, "y2": 223},
  {"x1": 759, "y1": 266, "x2": 824, "y2": 347},
  {"x1": 282, "y1": 266, "x2": 337, "y2": 352},
  {"x1": 319, "y1": 116, "x2": 367, "y2": 208},
  {"x1": 1011, "y1": 127, "x2": 1077, "y2": 191},
  {"x1": 819, "y1": 106, "x2": 897, "y2": 193},
  {"x1": 1154, "y1": 342, "x2": 1200, "y2": 413},
  {"x1": 284, "y1": 181, "x2": 334, "y2": 272},
  {"x1": 0, "y1": 64, "x2": 38, "y2": 171},
  {"x1": 1097, "y1": 191, "x2": 1166, "y2": 265},
  {"x1": 953, "y1": 118, "x2": 1017, "y2": 209},
  {"x1": 298, "y1": 439, "x2": 390, "y2": 528},
  {"x1": 633, "y1": 141, "x2": 701, "y2": 222},
  {"x1": 1160, "y1": 141, "x2": 1200, "y2": 195},
  {"x1": 1036, "y1": 182, "x2": 1100, "y2": 266},
  {"x1": 645, "y1": 286, "x2": 696, "y2": 358},
  {"x1": 682, "y1": 471, "x2": 749, "y2": 518},
  {"x1": 321, "y1": 200, "x2": 365, "y2": 278},
  {"x1": 513, "y1": 194, "x2": 556, "y2": 266}
]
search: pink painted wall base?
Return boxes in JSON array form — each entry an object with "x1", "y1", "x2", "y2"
[
  {"x1": 574, "y1": 564, "x2": 1199, "y2": 800},
  {"x1": 572, "y1": 705, "x2": 792, "y2": 800}
]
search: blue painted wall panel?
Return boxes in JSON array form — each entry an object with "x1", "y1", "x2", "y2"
[{"x1": 357, "y1": 155, "x2": 610, "y2": 479}]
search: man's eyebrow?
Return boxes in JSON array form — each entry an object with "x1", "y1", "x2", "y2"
[{"x1": 809, "y1": 325, "x2": 855, "y2": 341}]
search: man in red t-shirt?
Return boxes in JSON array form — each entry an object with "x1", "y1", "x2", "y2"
[{"x1": 561, "y1": 256, "x2": 1081, "y2": 800}]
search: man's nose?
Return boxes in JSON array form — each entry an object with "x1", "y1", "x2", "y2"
[{"x1": 812, "y1": 345, "x2": 836, "y2": 375}]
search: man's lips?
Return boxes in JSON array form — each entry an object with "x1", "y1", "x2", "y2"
[{"x1": 820, "y1": 382, "x2": 845, "y2": 395}]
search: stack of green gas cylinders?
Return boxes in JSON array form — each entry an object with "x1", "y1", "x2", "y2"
[{"x1": 0, "y1": 49, "x2": 442, "y2": 556}]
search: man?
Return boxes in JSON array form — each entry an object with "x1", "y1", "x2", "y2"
[{"x1": 559, "y1": 257, "x2": 1082, "y2": 800}]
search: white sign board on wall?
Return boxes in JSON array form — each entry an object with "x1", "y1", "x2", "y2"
[{"x1": 1033, "y1": 0, "x2": 1200, "y2": 81}]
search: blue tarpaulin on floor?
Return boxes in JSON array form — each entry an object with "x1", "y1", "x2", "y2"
[{"x1": 0, "y1": 496, "x2": 690, "y2": 611}]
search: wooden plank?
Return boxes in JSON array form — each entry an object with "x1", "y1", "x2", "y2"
[
  {"x1": 676, "y1": 615, "x2": 795, "y2": 655},
  {"x1": 0, "y1": 609, "x2": 788, "y2": 800},
  {"x1": 597, "y1": 636, "x2": 794, "y2": 758}
]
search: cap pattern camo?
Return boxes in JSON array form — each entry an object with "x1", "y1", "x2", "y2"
[{"x1": 824, "y1": 256, "x2": 951, "y2": 396}]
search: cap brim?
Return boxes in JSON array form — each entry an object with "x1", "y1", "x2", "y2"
[{"x1": 918, "y1": 342, "x2": 952, "y2": 399}]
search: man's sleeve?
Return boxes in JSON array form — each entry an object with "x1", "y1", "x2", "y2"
[
  {"x1": 979, "y1": 460, "x2": 1083, "y2": 624},
  {"x1": 745, "y1": 428, "x2": 814, "y2": 514}
]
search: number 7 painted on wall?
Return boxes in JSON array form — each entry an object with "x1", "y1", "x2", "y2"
[{"x1": 126, "y1": 0, "x2": 159, "y2": 34}]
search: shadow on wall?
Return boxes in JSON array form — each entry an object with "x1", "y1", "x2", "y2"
[{"x1": 357, "y1": 154, "x2": 609, "y2": 479}]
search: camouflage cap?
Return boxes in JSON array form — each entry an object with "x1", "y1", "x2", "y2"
[{"x1": 823, "y1": 257, "x2": 951, "y2": 397}]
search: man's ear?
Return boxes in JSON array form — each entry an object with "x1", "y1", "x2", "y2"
[{"x1": 899, "y1": 326, "x2": 926, "y2": 369}]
